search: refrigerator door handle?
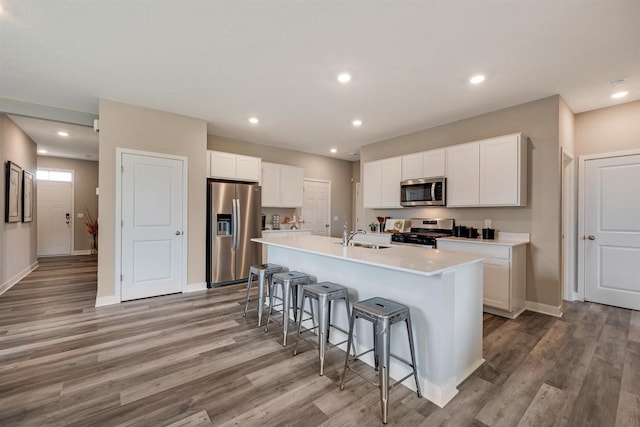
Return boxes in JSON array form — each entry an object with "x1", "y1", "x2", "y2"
[
  {"x1": 232, "y1": 198, "x2": 238, "y2": 250},
  {"x1": 235, "y1": 198, "x2": 241, "y2": 251}
]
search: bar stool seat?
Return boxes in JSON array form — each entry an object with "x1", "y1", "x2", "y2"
[
  {"x1": 293, "y1": 282, "x2": 353, "y2": 376},
  {"x1": 243, "y1": 263, "x2": 285, "y2": 327},
  {"x1": 339, "y1": 297, "x2": 421, "y2": 424},
  {"x1": 264, "y1": 271, "x2": 311, "y2": 346}
]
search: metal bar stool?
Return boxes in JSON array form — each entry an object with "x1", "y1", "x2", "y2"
[
  {"x1": 339, "y1": 297, "x2": 421, "y2": 424},
  {"x1": 243, "y1": 263, "x2": 285, "y2": 327},
  {"x1": 293, "y1": 282, "x2": 354, "y2": 376},
  {"x1": 264, "y1": 271, "x2": 311, "y2": 346}
]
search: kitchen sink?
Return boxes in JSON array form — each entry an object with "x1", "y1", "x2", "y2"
[{"x1": 335, "y1": 241, "x2": 391, "y2": 249}]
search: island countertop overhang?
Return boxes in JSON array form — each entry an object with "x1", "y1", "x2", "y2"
[{"x1": 253, "y1": 235, "x2": 486, "y2": 276}]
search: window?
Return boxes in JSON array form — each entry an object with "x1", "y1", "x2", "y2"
[{"x1": 36, "y1": 169, "x2": 73, "y2": 182}]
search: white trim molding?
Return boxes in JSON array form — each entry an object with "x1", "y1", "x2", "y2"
[
  {"x1": 186, "y1": 282, "x2": 207, "y2": 292},
  {"x1": 525, "y1": 300, "x2": 563, "y2": 318},
  {"x1": 0, "y1": 261, "x2": 39, "y2": 296},
  {"x1": 73, "y1": 249, "x2": 93, "y2": 255},
  {"x1": 95, "y1": 295, "x2": 120, "y2": 307}
]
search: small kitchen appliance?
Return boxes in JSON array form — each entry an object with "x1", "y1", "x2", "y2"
[{"x1": 391, "y1": 218, "x2": 454, "y2": 248}]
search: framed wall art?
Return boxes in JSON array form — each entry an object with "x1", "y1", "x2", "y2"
[
  {"x1": 5, "y1": 161, "x2": 22, "y2": 223},
  {"x1": 22, "y1": 170, "x2": 34, "y2": 223}
]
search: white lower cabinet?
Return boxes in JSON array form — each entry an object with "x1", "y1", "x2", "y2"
[{"x1": 437, "y1": 238, "x2": 527, "y2": 318}]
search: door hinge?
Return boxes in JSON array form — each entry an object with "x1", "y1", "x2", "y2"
[
  {"x1": 121, "y1": 220, "x2": 124, "y2": 227},
  {"x1": 120, "y1": 274, "x2": 123, "y2": 282},
  {"x1": 121, "y1": 165, "x2": 124, "y2": 173}
]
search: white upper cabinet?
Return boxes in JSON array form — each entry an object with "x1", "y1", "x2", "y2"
[
  {"x1": 261, "y1": 162, "x2": 304, "y2": 207},
  {"x1": 446, "y1": 142, "x2": 480, "y2": 207},
  {"x1": 401, "y1": 153, "x2": 423, "y2": 181},
  {"x1": 208, "y1": 150, "x2": 261, "y2": 182},
  {"x1": 479, "y1": 134, "x2": 527, "y2": 206},
  {"x1": 401, "y1": 149, "x2": 446, "y2": 181},
  {"x1": 363, "y1": 157, "x2": 402, "y2": 208},
  {"x1": 446, "y1": 133, "x2": 527, "y2": 207}
]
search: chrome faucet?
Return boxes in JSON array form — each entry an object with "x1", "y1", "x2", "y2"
[{"x1": 342, "y1": 223, "x2": 366, "y2": 246}]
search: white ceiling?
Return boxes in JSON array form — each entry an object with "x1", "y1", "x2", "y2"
[{"x1": 1, "y1": 1, "x2": 639, "y2": 161}]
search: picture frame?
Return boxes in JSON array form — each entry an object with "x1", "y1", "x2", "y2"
[
  {"x1": 5, "y1": 161, "x2": 22, "y2": 223},
  {"x1": 22, "y1": 170, "x2": 34, "y2": 223}
]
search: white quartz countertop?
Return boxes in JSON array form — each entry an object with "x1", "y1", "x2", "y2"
[
  {"x1": 253, "y1": 235, "x2": 486, "y2": 276},
  {"x1": 262, "y1": 229, "x2": 312, "y2": 233},
  {"x1": 438, "y1": 233, "x2": 529, "y2": 247}
]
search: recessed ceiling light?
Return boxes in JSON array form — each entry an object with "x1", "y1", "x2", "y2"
[
  {"x1": 611, "y1": 91, "x2": 629, "y2": 99},
  {"x1": 337, "y1": 73, "x2": 351, "y2": 83},
  {"x1": 469, "y1": 74, "x2": 485, "y2": 84},
  {"x1": 330, "y1": 148, "x2": 337, "y2": 154},
  {"x1": 248, "y1": 117, "x2": 259, "y2": 125},
  {"x1": 38, "y1": 149, "x2": 47, "y2": 154},
  {"x1": 352, "y1": 119, "x2": 362, "y2": 127},
  {"x1": 57, "y1": 131, "x2": 69, "y2": 137}
]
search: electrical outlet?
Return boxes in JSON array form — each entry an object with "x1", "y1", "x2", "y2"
[{"x1": 484, "y1": 219, "x2": 492, "y2": 228}]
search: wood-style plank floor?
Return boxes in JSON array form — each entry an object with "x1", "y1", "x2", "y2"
[{"x1": 1, "y1": 256, "x2": 639, "y2": 426}]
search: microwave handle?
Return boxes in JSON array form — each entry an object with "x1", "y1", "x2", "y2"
[{"x1": 431, "y1": 183, "x2": 436, "y2": 201}]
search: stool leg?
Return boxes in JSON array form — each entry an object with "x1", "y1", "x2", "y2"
[
  {"x1": 378, "y1": 318, "x2": 391, "y2": 424},
  {"x1": 282, "y1": 281, "x2": 291, "y2": 346},
  {"x1": 318, "y1": 294, "x2": 329, "y2": 375},
  {"x1": 344, "y1": 297, "x2": 356, "y2": 357},
  {"x1": 243, "y1": 273, "x2": 253, "y2": 318},
  {"x1": 406, "y1": 315, "x2": 422, "y2": 398},
  {"x1": 339, "y1": 311, "x2": 356, "y2": 391},
  {"x1": 292, "y1": 283, "x2": 298, "y2": 323},
  {"x1": 293, "y1": 293, "x2": 307, "y2": 356},
  {"x1": 373, "y1": 326, "x2": 379, "y2": 371},
  {"x1": 257, "y1": 271, "x2": 267, "y2": 327},
  {"x1": 264, "y1": 280, "x2": 277, "y2": 332},
  {"x1": 326, "y1": 300, "x2": 332, "y2": 343}
]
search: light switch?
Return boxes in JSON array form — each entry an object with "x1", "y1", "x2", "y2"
[
  {"x1": 333, "y1": 216, "x2": 339, "y2": 221},
  {"x1": 484, "y1": 219, "x2": 492, "y2": 228},
  {"x1": 77, "y1": 212, "x2": 84, "y2": 219}
]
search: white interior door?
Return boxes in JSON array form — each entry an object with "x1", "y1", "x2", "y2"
[
  {"x1": 37, "y1": 181, "x2": 72, "y2": 256},
  {"x1": 583, "y1": 153, "x2": 640, "y2": 310},
  {"x1": 303, "y1": 179, "x2": 331, "y2": 236},
  {"x1": 121, "y1": 152, "x2": 185, "y2": 301}
]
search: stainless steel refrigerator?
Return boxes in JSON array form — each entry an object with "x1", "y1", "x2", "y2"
[{"x1": 207, "y1": 180, "x2": 262, "y2": 287}]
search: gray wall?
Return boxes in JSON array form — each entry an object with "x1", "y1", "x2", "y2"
[
  {"x1": 0, "y1": 115, "x2": 38, "y2": 291},
  {"x1": 37, "y1": 156, "x2": 99, "y2": 252},
  {"x1": 207, "y1": 136, "x2": 354, "y2": 237},
  {"x1": 575, "y1": 100, "x2": 640, "y2": 157},
  {"x1": 97, "y1": 100, "x2": 207, "y2": 299},
  {"x1": 359, "y1": 95, "x2": 563, "y2": 308}
]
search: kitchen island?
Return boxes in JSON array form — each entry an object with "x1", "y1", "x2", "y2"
[{"x1": 253, "y1": 234, "x2": 486, "y2": 407}]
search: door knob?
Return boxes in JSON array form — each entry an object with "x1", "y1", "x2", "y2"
[
  {"x1": 175, "y1": 231, "x2": 182, "y2": 235},
  {"x1": 325, "y1": 224, "x2": 330, "y2": 228},
  {"x1": 587, "y1": 235, "x2": 595, "y2": 240}
]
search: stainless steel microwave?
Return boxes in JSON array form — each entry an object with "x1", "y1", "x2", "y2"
[{"x1": 400, "y1": 177, "x2": 446, "y2": 207}]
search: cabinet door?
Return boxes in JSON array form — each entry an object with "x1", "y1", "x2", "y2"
[
  {"x1": 236, "y1": 155, "x2": 261, "y2": 182},
  {"x1": 423, "y1": 148, "x2": 445, "y2": 178},
  {"x1": 280, "y1": 165, "x2": 304, "y2": 207},
  {"x1": 479, "y1": 134, "x2": 526, "y2": 206},
  {"x1": 446, "y1": 142, "x2": 479, "y2": 206},
  {"x1": 209, "y1": 151, "x2": 236, "y2": 178},
  {"x1": 401, "y1": 153, "x2": 423, "y2": 181},
  {"x1": 483, "y1": 258, "x2": 511, "y2": 311},
  {"x1": 363, "y1": 161, "x2": 382, "y2": 208},
  {"x1": 380, "y1": 157, "x2": 402, "y2": 208},
  {"x1": 261, "y1": 162, "x2": 280, "y2": 207}
]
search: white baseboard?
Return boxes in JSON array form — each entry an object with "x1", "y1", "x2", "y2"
[
  {"x1": 0, "y1": 261, "x2": 39, "y2": 296},
  {"x1": 73, "y1": 249, "x2": 93, "y2": 255},
  {"x1": 525, "y1": 300, "x2": 563, "y2": 317},
  {"x1": 186, "y1": 282, "x2": 207, "y2": 292},
  {"x1": 95, "y1": 295, "x2": 120, "y2": 307}
]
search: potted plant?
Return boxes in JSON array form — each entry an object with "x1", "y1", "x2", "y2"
[
  {"x1": 368, "y1": 222, "x2": 378, "y2": 232},
  {"x1": 85, "y1": 208, "x2": 98, "y2": 254}
]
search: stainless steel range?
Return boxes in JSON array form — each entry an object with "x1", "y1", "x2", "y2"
[{"x1": 391, "y1": 218, "x2": 454, "y2": 248}]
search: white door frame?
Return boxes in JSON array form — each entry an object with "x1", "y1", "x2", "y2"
[
  {"x1": 115, "y1": 148, "x2": 188, "y2": 303},
  {"x1": 37, "y1": 168, "x2": 75, "y2": 255},
  {"x1": 577, "y1": 148, "x2": 640, "y2": 300},
  {"x1": 303, "y1": 178, "x2": 331, "y2": 236},
  {"x1": 561, "y1": 149, "x2": 576, "y2": 301}
]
